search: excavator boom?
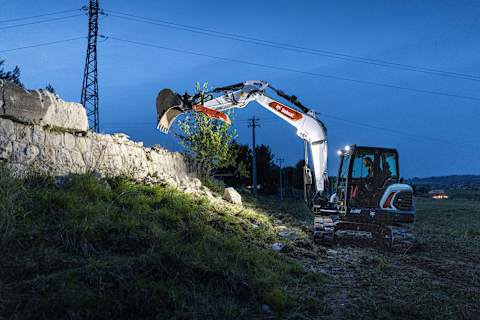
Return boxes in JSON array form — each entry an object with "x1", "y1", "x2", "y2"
[{"x1": 156, "y1": 80, "x2": 328, "y2": 197}]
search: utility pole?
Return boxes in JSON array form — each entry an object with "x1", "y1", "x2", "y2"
[
  {"x1": 81, "y1": 0, "x2": 101, "y2": 132},
  {"x1": 248, "y1": 117, "x2": 260, "y2": 196},
  {"x1": 278, "y1": 158, "x2": 284, "y2": 200}
]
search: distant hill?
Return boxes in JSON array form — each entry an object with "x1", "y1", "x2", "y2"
[{"x1": 409, "y1": 175, "x2": 480, "y2": 188}]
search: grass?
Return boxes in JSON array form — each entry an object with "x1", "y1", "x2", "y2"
[
  {"x1": 0, "y1": 165, "x2": 327, "y2": 319},
  {"x1": 324, "y1": 198, "x2": 480, "y2": 320},
  {"x1": 1, "y1": 163, "x2": 479, "y2": 319}
]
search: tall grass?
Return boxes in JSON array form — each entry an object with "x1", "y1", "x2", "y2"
[
  {"x1": 0, "y1": 165, "x2": 326, "y2": 319},
  {"x1": 0, "y1": 164, "x2": 23, "y2": 247}
]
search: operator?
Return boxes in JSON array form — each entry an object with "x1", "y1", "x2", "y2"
[{"x1": 363, "y1": 157, "x2": 374, "y2": 178}]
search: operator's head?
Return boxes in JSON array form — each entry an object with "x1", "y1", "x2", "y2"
[{"x1": 363, "y1": 157, "x2": 373, "y2": 167}]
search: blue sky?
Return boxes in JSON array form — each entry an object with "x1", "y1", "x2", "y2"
[{"x1": 1, "y1": 0, "x2": 479, "y2": 177}]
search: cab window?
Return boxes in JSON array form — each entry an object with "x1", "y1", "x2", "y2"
[
  {"x1": 380, "y1": 153, "x2": 398, "y2": 178},
  {"x1": 351, "y1": 153, "x2": 375, "y2": 178},
  {"x1": 339, "y1": 154, "x2": 350, "y2": 179}
]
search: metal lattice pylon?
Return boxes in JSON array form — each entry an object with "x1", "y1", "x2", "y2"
[{"x1": 81, "y1": 0, "x2": 100, "y2": 132}]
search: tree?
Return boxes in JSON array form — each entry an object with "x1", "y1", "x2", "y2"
[
  {"x1": 177, "y1": 83, "x2": 238, "y2": 177},
  {"x1": 45, "y1": 83, "x2": 56, "y2": 94},
  {"x1": 218, "y1": 142, "x2": 251, "y2": 186},
  {"x1": 0, "y1": 60, "x2": 23, "y2": 87},
  {"x1": 255, "y1": 144, "x2": 277, "y2": 193}
]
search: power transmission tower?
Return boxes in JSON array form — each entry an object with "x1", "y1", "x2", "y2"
[
  {"x1": 277, "y1": 158, "x2": 284, "y2": 200},
  {"x1": 248, "y1": 117, "x2": 260, "y2": 196},
  {"x1": 81, "y1": 0, "x2": 102, "y2": 132}
]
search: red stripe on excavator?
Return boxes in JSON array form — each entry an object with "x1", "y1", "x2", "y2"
[
  {"x1": 268, "y1": 102, "x2": 303, "y2": 121},
  {"x1": 193, "y1": 104, "x2": 232, "y2": 125},
  {"x1": 383, "y1": 192, "x2": 396, "y2": 209}
]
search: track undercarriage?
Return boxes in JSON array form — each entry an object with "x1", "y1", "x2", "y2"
[{"x1": 314, "y1": 215, "x2": 416, "y2": 251}]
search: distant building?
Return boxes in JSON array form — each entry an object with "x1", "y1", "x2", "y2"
[{"x1": 428, "y1": 189, "x2": 449, "y2": 199}]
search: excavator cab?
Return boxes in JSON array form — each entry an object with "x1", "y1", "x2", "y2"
[{"x1": 334, "y1": 145, "x2": 415, "y2": 224}]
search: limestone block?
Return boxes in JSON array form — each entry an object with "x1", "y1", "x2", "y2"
[
  {"x1": 76, "y1": 137, "x2": 91, "y2": 153},
  {"x1": 13, "y1": 142, "x2": 39, "y2": 164},
  {"x1": 82, "y1": 151, "x2": 96, "y2": 169},
  {"x1": 0, "y1": 118, "x2": 15, "y2": 139},
  {"x1": 0, "y1": 136, "x2": 13, "y2": 159},
  {"x1": 38, "y1": 146, "x2": 56, "y2": 163},
  {"x1": 32, "y1": 126, "x2": 45, "y2": 145},
  {"x1": 64, "y1": 133, "x2": 76, "y2": 149},
  {"x1": 1, "y1": 81, "x2": 87, "y2": 132},
  {"x1": 45, "y1": 131, "x2": 63, "y2": 147},
  {"x1": 55, "y1": 148, "x2": 73, "y2": 168},
  {"x1": 15, "y1": 125, "x2": 31, "y2": 143},
  {"x1": 70, "y1": 150, "x2": 86, "y2": 169},
  {"x1": 223, "y1": 187, "x2": 242, "y2": 205}
]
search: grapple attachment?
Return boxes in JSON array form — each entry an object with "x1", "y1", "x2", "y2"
[{"x1": 156, "y1": 89, "x2": 189, "y2": 133}]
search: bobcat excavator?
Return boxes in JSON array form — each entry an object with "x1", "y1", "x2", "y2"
[{"x1": 156, "y1": 80, "x2": 416, "y2": 249}]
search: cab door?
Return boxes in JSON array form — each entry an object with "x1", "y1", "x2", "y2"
[{"x1": 335, "y1": 153, "x2": 350, "y2": 213}]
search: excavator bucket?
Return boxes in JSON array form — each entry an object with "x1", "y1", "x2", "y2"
[
  {"x1": 156, "y1": 89, "x2": 188, "y2": 133},
  {"x1": 156, "y1": 88, "x2": 232, "y2": 133}
]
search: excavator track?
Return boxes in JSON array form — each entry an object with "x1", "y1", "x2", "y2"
[
  {"x1": 384, "y1": 225, "x2": 416, "y2": 252},
  {"x1": 314, "y1": 216, "x2": 416, "y2": 251},
  {"x1": 313, "y1": 215, "x2": 335, "y2": 244}
]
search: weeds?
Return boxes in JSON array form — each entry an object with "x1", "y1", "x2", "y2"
[{"x1": 0, "y1": 167, "x2": 324, "y2": 319}]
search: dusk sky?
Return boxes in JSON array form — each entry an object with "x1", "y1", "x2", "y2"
[{"x1": 2, "y1": 0, "x2": 479, "y2": 178}]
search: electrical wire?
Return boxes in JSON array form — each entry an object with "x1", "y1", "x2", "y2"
[
  {"x1": 317, "y1": 112, "x2": 455, "y2": 144},
  {"x1": 0, "y1": 9, "x2": 81, "y2": 23},
  {"x1": 0, "y1": 14, "x2": 84, "y2": 30},
  {"x1": 104, "y1": 10, "x2": 480, "y2": 82},
  {"x1": 106, "y1": 36, "x2": 480, "y2": 102},
  {"x1": 0, "y1": 37, "x2": 86, "y2": 54}
]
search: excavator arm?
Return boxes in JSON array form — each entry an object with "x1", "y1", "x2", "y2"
[{"x1": 156, "y1": 80, "x2": 328, "y2": 198}]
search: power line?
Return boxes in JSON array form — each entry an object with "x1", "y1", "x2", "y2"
[
  {"x1": 0, "y1": 14, "x2": 84, "y2": 30},
  {"x1": 317, "y1": 112, "x2": 455, "y2": 144},
  {"x1": 0, "y1": 37, "x2": 86, "y2": 54},
  {"x1": 106, "y1": 36, "x2": 480, "y2": 102},
  {"x1": 104, "y1": 10, "x2": 480, "y2": 82},
  {"x1": 0, "y1": 8, "x2": 81, "y2": 23}
]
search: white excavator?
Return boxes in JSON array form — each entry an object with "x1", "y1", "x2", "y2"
[{"x1": 156, "y1": 80, "x2": 416, "y2": 248}]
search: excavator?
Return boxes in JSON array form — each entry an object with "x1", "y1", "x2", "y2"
[{"x1": 155, "y1": 80, "x2": 416, "y2": 249}]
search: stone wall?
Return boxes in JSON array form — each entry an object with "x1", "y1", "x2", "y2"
[
  {"x1": 0, "y1": 80, "x2": 88, "y2": 132},
  {"x1": 0, "y1": 81, "x2": 202, "y2": 192}
]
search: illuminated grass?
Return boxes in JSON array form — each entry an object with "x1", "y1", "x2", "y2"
[{"x1": 0, "y1": 165, "x2": 327, "y2": 319}]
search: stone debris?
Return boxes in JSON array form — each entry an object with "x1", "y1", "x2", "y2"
[
  {"x1": 271, "y1": 243, "x2": 284, "y2": 251},
  {"x1": 223, "y1": 187, "x2": 242, "y2": 205},
  {"x1": 261, "y1": 304, "x2": 273, "y2": 314},
  {"x1": 278, "y1": 229, "x2": 297, "y2": 240}
]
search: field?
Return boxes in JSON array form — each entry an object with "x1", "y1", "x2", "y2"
[
  {"x1": 317, "y1": 198, "x2": 480, "y2": 319},
  {"x1": 242, "y1": 196, "x2": 480, "y2": 319},
  {"x1": 0, "y1": 165, "x2": 479, "y2": 319}
]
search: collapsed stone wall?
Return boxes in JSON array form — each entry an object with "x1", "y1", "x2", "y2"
[{"x1": 0, "y1": 80, "x2": 203, "y2": 192}]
